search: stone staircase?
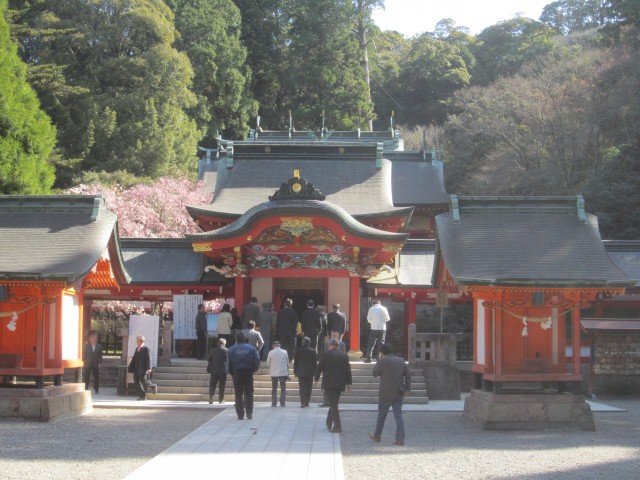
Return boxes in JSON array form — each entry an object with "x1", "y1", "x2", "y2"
[{"x1": 149, "y1": 358, "x2": 428, "y2": 404}]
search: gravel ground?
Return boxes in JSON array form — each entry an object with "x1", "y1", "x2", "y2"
[
  {"x1": 1, "y1": 399, "x2": 640, "y2": 480},
  {"x1": 340, "y1": 397, "x2": 640, "y2": 480},
  {"x1": 0, "y1": 408, "x2": 217, "y2": 480}
]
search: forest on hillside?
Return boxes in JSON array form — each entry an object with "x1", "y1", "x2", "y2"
[{"x1": 1, "y1": 0, "x2": 639, "y2": 238}]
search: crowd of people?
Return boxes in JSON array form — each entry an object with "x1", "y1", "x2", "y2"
[{"x1": 198, "y1": 297, "x2": 410, "y2": 444}]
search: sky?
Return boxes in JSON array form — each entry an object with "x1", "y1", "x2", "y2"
[{"x1": 371, "y1": 0, "x2": 552, "y2": 36}]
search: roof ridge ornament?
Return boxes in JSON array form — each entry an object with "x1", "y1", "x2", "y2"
[{"x1": 269, "y1": 170, "x2": 326, "y2": 201}]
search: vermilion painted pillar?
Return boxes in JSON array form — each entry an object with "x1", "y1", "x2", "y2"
[
  {"x1": 348, "y1": 276, "x2": 361, "y2": 356},
  {"x1": 234, "y1": 276, "x2": 246, "y2": 312},
  {"x1": 403, "y1": 297, "x2": 416, "y2": 359},
  {"x1": 573, "y1": 305, "x2": 581, "y2": 376}
]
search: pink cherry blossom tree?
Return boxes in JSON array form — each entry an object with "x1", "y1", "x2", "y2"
[{"x1": 66, "y1": 177, "x2": 211, "y2": 237}]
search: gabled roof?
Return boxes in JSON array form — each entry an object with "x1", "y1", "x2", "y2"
[
  {"x1": 120, "y1": 239, "x2": 226, "y2": 284},
  {"x1": 192, "y1": 143, "x2": 405, "y2": 218},
  {"x1": 367, "y1": 239, "x2": 436, "y2": 287},
  {"x1": 0, "y1": 195, "x2": 129, "y2": 285},
  {"x1": 436, "y1": 195, "x2": 634, "y2": 287},
  {"x1": 604, "y1": 240, "x2": 640, "y2": 287},
  {"x1": 389, "y1": 155, "x2": 449, "y2": 206},
  {"x1": 187, "y1": 199, "x2": 409, "y2": 244}
]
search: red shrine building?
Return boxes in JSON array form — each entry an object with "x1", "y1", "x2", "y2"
[{"x1": 1, "y1": 127, "x2": 639, "y2": 426}]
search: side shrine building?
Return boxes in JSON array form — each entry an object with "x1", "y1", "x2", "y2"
[{"x1": 1, "y1": 127, "x2": 639, "y2": 426}]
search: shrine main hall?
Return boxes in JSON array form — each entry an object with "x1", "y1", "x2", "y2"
[{"x1": 1, "y1": 127, "x2": 639, "y2": 426}]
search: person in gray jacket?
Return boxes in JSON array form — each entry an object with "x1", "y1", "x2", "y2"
[
  {"x1": 368, "y1": 343, "x2": 411, "y2": 446},
  {"x1": 242, "y1": 320, "x2": 265, "y2": 353}
]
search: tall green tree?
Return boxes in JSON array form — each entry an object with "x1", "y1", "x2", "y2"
[
  {"x1": 168, "y1": 0, "x2": 256, "y2": 142},
  {"x1": 540, "y1": 0, "x2": 613, "y2": 34},
  {"x1": 472, "y1": 17, "x2": 558, "y2": 85},
  {"x1": 285, "y1": 0, "x2": 373, "y2": 130},
  {"x1": 9, "y1": 0, "x2": 200, "y2": 183},
  {"x1": 0, "y1": 0, "x2": 55, "y2": 194},
  {"x1": 368, "y1": 29, "x2": 410, "y2": 130},
  {"x1": 233, "y1": 0, "x2": 290, "y2": 130},
  {"x1": 396, "y1": 33, "x2": 471, "y2": 126},
  {"x1": 352, "y1": 0, "x2": 384, "y2": 130}
]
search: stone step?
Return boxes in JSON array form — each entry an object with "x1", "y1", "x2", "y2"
[
  {"x1": 146, "y1": 392, "x2": 429, "y2": 404},
  {"x1": 146, "y1": 358, "x2": 428, "y2": 404},
  {"x1": 152, "y1": 372, "x2": 425, "y2": 383}
]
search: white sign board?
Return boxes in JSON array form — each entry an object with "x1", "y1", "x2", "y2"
[
  {"x1": 173, "y1": 294, "x2": 202, "y2": 340},
  {"x1": 128, "y1": 315, "x2": 160, "y2": 368},
  {"x1": 61, "y1": 294, "x2": 80, "y2": 360}
]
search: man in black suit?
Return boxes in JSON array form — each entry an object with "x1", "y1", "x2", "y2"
[
  {"x1": 128, "y1": 335, "x2": 158, "y2": 401},
  {"x1": 368, "y1": 343, "x2": 411, "y2": 446},
  {"x1": 300, "y1": 299, "x2": 323, "y2": 351},
  {"x1": 327, "y1": 303, "x2": 347, "y2": 340},
  {"x1": 241, "y1": 297, "x2": 260, "y2": 329},
  {"x1": 207, "y1": 337, "x2": 229, "y2": 404},
  {"x1": 314, "y1": 338, "x2": 352, "y2": 433},
  {"x1": 195, "y1": 303, "x2": 208, "y2": 360},
  {"x1": 294, "y1": 336, "x2": 318, "y2": 408},
  {"x1": 276, "y1": 298, "x2": 298, "y2": 360},
  {"x1": 83, "y1": 333, "x2": 103, "y2": 394}
]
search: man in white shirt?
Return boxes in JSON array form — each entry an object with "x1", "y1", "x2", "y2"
[
  {"x1": 266, "y1": 340, "x2": 290, "y2": 406},
  {"x1": 365, "y1": 300, "x2": 390, "y2": 363}
]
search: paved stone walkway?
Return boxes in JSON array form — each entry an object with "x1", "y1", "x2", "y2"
[{"x1": 89, "y1": 388, "x2": 623, "y2": 480}]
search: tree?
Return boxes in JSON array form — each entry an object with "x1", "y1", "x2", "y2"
[
  {"x1": 233, "y1": 0, "x2": 290, "y2": 130},
  {"x1": 67, "y1": 177, "x2": 211, "y2": 238},
  {"x1": 168, "y1": 0, "x2": 257, "y2": 143},
  {"x1": 0, "y1": 0, "x2": 55, "y2": 194},
  {"x1": 352, "y1": 0, "x2": 384, "y2": 130},
  {"x1": 444, "y1": 32, "x2": 640, "y2": 239},
  {"x1": 472, "y1": 17, "x2": 558, "y2": 85},
  {"x1": 368, "y1": 28, "x2": 410, "y2": 129},
  {"x1": 540, "y1": 0, "x2": 614, "y2": 34},
  {"x1": 8, "y1": 0, "x2": 201, "y2": 184},
  {"x1": 285, "y1": 0, "x2": 373, "y2": 130},
  {"x1": 396, "y1": 33, "x2": 471, "y2": 126}
]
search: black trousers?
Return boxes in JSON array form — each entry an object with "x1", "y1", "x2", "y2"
[
  {"x1": 298, "y1": 376, "x2": 313, "y2": 406},
  {"x1": 280, "y1": 334, "x2": 295, "y2": 361},
  {"x1": 209, "y1": 373, "x2": 227, "y2": 402},
  {"x1": 84, "y1": 365, "x2": 99, "y2": 392},
  {"x1": 325, "y1": 388, "x2": 343, "y2": 431},
  {"x1": 196, "y1": 330, "x2": 207, "y2": 360},
  {"x1": 133, "y1": 373, "x2": 155, "y2": 399},
  {"x1": 232, "y1": 369, "x2": 254, "y2": 419}
]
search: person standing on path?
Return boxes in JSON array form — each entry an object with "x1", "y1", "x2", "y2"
[
  {"x1": 326, "y1": 303, "x2": 347, "y2": 341},
  {"x1": 206, "y1": 337, "x2": 229, "y2": 404},
  {"x1": 242, "y1": 320, "x2": 265, "y2": 353},
  {"x1": 217, "y1": 303, "x2": 233, "y2": 345},
  {"x1": 368, "y1": 343, "x2": 411, "y2": 446},
  {"x1": 365, "y1": 300, "x2": 390, "y2": 363},
  {"x1": 258, "y1": 302, "x2": 276, "y2": 360},
  {"x1": 195, "y1": 304, "x2": 208, "y2": 360},
  {"x1": 266, "y1": 340, "x2": 289, "y2": 407},
  {"x1": 83, "y1": 333, "x2": 103, "y2": 394},
  {"x1": 241, "y1": 297, "x2": 260, "y2": 330},
  {"x1": 228, "y1": 331, "x2": 260, "y2": 420},
  {"x1": 128, "y1": 335, "x2": 158, "y2": 400},
  {"x1": 314, "y1": 338, "x2": 352, "y2": 433},
  {"x1": 294, "y1": 336, "x2": 318, "y2": 408},
  {"x1": 277, "y1": 298, "x2": 298, "y2": 360},
  {"x1": 300, "y1": 299, "x2": 323, "y2": 351}
]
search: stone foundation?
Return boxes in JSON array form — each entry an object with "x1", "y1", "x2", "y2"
[
  {"x1": 0, "y1": 383, "x2": 92, "y2": 422},
  {"x1": 464, "y1": 389, "x2": 595, "y2": 431}
]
